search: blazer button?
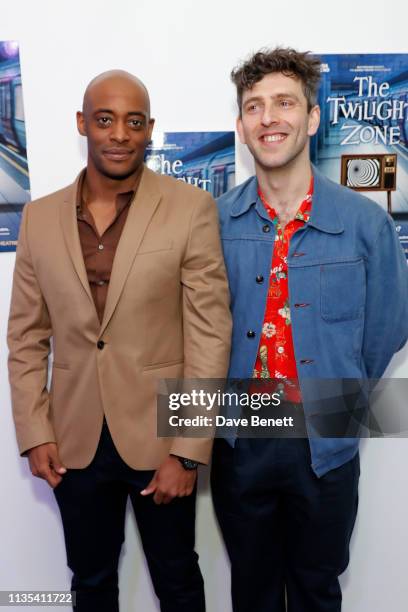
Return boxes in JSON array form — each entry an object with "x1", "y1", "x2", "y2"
[
  {"x1": 247, "y1": 330, "x2": 256, "y2": 338},
  {"x1": 97, "y1": 340, "x2": 105, "y2": 350},
  {"x1": 262, "y1": 224, "x2": 271, "y2": 233}
]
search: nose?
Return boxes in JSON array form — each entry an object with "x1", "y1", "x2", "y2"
[
  {"x1": 261, "y1": 102, "x2": 279, "y2": 127},
  {"x1": 110, "y1": 120, "x2": 130, "y2": 143}
]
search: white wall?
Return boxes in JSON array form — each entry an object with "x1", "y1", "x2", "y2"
[{"x1": 1, "y1": 1, "x2": 407, "y2": 610}]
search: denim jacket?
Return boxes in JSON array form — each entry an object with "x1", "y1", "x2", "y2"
[{"x1": 217, "y1": 167, "x2": 408, "y2": 476}]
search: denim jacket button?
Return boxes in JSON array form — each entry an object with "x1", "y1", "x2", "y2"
[
  {"x1": 256, "y1": 275, "x2": 264, "y2": 283},
  {"x1": 262, "y1": 225, "x2": 271, "y2": 233},
  {"x1": 247, "y1": 330, "x2": 256, "y2": 338}
]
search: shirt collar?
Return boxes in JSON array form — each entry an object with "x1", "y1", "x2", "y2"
[
  {"x1": 76, "y1": 169, "x2": 139, "y2": 218},
  {"x1": 307, "y1": 166, "x2": 344, "y2": 234},
  {"x1": 230, "y1": 165, "x2": 344, "y2": 235},
  {"x1": 230, "y1": 176, "x2": 259, "y2": 217},
  {"x1": 257, "y1": 176, "x2": 313, "y2": 224}
]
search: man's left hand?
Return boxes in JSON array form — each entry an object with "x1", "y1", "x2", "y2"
[{"x1": 140, "y1": 455, "x2": 197, "y2": 505}]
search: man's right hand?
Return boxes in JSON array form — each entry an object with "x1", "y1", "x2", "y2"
[{"x1": 27, "y1": 443, "x2": 67, "y2": 488}]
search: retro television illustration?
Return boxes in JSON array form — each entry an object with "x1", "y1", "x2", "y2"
[{"x1": 341, "y1": 154, "x2": 397, "y2": 215}]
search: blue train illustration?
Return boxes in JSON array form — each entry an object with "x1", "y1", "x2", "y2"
[
  {"x1": 145, "y1": 131, "x2": 235, "y2": 198},
  {"x1": 0, "y1": 46, "x2": 26, "y2": 154},
  {"x1": 179, "y1": 132, "x2": 235, "y2": 197}
]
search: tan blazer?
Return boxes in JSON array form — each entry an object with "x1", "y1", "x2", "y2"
[{"x1": 7, "y1": 166, "x2": 232, "y2": 469}]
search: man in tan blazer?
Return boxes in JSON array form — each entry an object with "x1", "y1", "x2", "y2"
[{"x1": 7, "y1": 70, "x2": 231, "y2": 612}]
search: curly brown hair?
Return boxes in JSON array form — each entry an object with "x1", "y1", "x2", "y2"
[{"x1": 231, "y1": 47, "x2": 321, "y2": 114}]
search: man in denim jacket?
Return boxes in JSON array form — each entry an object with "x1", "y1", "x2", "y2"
[{"x1": 211, "y1": 47, "x2": 408, "y2": 612}]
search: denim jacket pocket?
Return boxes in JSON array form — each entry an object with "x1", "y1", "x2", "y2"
[{"x1": 320, "y1": 259, "x2": 366, "y2": 322}]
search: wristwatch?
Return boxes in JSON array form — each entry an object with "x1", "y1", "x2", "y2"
[{"x1": 171, "y1": 455, "x2": 199, "y2": 470}]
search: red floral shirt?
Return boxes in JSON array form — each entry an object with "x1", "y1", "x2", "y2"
[{"x1": 253, "y1": 178, "x2": 313, "y2": 402}]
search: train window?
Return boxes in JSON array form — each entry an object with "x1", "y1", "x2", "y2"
[
  {"x1": 402, "y1": 94, "x2": 408, "y2": 146},
  {"x1": 212, "y1": 168, "x2": 225, "y2": 198},
  {"x1": 0, "y1": 84, "x2": 5, "y2": 118},
  {"x1": 13, "y1": 84, "x2": 24, "y2": 121},
  {"x1": 1, "y1": 83, "x2": 11, "y2": 119},
  {"x1": 227, "y1": 166, "x2": 235, "y2": 191}
]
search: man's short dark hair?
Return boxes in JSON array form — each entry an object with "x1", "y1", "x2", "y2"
[{"x1": 231, "y1": 47, "x2": 321, "y2": 114}]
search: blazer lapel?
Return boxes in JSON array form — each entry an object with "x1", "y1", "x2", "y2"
[
  {"x1": 59, "y1": 171, "x2": 94, "y2": 305},
  {"x1": 100, "y1": 167, "x2": 162, "y2": 336}
]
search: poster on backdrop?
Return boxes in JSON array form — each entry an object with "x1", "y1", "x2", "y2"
[
  {"x1": 0, "y1": 41, "x2": 30, "y2": 253},
  {"x1": 145, "y1": 131, "x2": 235, "y2": 198},
  {"x1": 311, "y1": 53, "x2": 408, "y2": 258}
]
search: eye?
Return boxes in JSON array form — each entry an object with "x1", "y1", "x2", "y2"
[
  {"x1": 280, "y1": 99, "x2": 293, "y2": 108},
  {"x1": 128, "y1": 118, "x2": 144, "y2": 129},
  {"x1": 96, "y1": 116, "x2": 112, "y2": 127},
  {"x1": 245, "y1": 103, "x2": 259, "y2": 113}
]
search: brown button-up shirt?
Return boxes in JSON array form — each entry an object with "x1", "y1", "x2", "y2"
[{"x1": 76, "y1": 173, "x2": 139, "y2": 323}]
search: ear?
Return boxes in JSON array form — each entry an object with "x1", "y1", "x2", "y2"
[
  {"x1": 236, "y1": 116, "x2": 247, "y2": 145},
  {"x1": 307, "y1": 105, "x2": 320, "y2": 137},
  {"x1": 76, "y1": 111, "x2": 86, "y2": 136}
]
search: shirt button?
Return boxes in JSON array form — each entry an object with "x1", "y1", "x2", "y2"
[
  {"x1": 256, "y1": 275, "x2": 264, "y2": 284},
  {"x1": 277, "y1": 346, "x2": 284, "y2": 354},
  {"x1": 247, "y1": 330, "x2": 256, "y2": 338},
  {"x1": 98, "y1": 244, "x2": 104, "y2": 251},
  {"x1": 262, "y1": 225, "x2": 271, "y2": 233},
  {"x1": 97, "y1": 340, "x2": 105, "y2": 350}
]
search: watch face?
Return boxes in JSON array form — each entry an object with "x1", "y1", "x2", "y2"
[{"x1": 181, "y1": 458, "x2": 198, "y2": 470}]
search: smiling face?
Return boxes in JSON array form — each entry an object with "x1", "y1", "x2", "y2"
[
  {"x1": 237, "y1": 72, "x2": 320, "y2": 173},
  {"x1": 77, "y1": 73, "x2": 154, "y2": 181}
]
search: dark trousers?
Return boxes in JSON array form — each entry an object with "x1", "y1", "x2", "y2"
[
  {"x1": 54, "y1": 422, "x2": 205, "y2": 612},
  {"x1": 211, "y1": 438, "x2": 359, "y2": 612}
]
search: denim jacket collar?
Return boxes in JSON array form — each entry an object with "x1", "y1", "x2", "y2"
[{"x1": 230, "y1": 165, "x2": 344, "y2": 235}]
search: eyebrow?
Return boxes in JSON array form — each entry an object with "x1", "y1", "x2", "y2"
[
  {"x1": 243, "y1": 92, "x2": 300, "y2": 105},
  {"x1": 93, "y1": 108, "x2": 147, "y2": 118}
]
